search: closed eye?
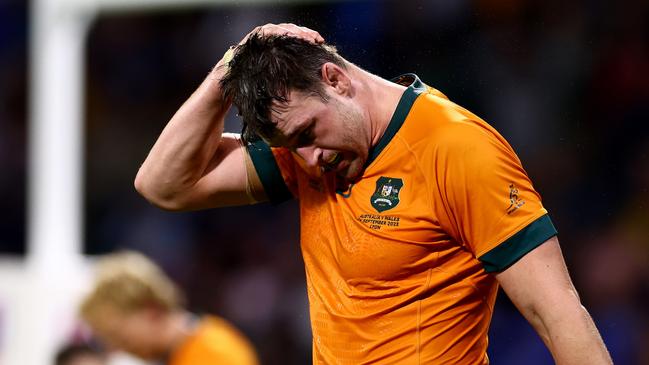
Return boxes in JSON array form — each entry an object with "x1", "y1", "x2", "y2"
[{"x1": 294, "y1": 120, "x2": 316, "y2": 147}]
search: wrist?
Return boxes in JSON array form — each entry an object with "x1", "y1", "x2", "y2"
[
  {"x1": 222, "y1": 45, "x2": 236, "y2": 64},
  {"x1": 213, "y1": 45, "x2": 236, "y2": 75}
]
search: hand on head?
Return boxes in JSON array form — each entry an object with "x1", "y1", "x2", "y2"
[
  {"x1": 240, "y1": 23, "x2": 325, "y2": 46},
  {"x1": 215, "y1": 23, "x2": 325, "y2": 77}
]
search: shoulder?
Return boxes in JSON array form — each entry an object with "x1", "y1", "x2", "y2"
[{"x1": 401, "y1": 104, "x2": 506, "y2": 159}]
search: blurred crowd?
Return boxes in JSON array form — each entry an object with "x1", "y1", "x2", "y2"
[
  {"x1": 1, "y1": 0, "x2": 648, "y2": 364},
  {"x1": 0, "y1": 0, "x2": 27, "y2": 255}
]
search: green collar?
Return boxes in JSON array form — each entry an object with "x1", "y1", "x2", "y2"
[{"x1": 364, "y1": 73, "x2": 427, "y2": 168}]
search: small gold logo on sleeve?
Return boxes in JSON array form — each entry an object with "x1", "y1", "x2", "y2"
[{"x1": 506, "y1": 183, "x2": 525, "y2": 214}]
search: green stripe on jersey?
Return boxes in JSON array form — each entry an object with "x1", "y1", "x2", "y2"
[
  {"x1": 246, "y1": 140, "x2": 293, "y2": 205},
  {"x1": 364, "y1": 74, "x2": 427, "y2": 167},
  {"x1": 479, "y1": 214, "x2": 558, "y2": 273}
]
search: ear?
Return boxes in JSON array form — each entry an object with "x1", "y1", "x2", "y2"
[{"x1": 321, "y1": 62, "x2": 351, "y2": 96}]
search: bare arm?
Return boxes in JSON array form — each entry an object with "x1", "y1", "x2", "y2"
[
  {"x1": 134, "y1": 23, "x2": 323, "y2": 211},
  {"x1": 134, "y1": 52, "x2": 259, "y2": 210},
  {"x1": 496, "y1": 236, "x2": 612, "y2": 364}
]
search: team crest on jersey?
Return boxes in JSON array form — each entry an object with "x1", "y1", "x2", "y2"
[{"x1": 371, "y1": 177, "x2": 403, "y2": 212}]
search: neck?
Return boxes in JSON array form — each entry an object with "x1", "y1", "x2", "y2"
[{"x1": 350, "y1": 65, "x2": 407, "y2": 148}]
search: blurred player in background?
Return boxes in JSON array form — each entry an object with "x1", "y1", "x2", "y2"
[
  {"x1": 135, "y1": 23, "x2": 611, "y2": 363},
  {"x1": 80, "y1": 251, "x2": 259, "y2": 365}
]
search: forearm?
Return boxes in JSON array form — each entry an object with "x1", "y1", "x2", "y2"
[
  {"x1": 497, "y1": 237, "x2": 612, "y2": 364},
  {"x1": 135, "y1": 58, "x2": 232, "y2": 208},
  {"x1": 523, "y1": 293, "x2": 612, "y2": 364}
]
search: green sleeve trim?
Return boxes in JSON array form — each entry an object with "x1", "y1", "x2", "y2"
[
  {"x1": 246, "y1": 140, "x2": 293, "y2": 205},
  {"x1": 479, "y1": 214, "x2": 558, "y2": 273}
]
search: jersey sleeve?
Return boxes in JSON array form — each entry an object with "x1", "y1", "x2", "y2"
[
  {"x1": 430, "y1": 120, "x2": 557, "y2": 273},
  {"x1": 246, "y1": 140, "x2": 297, "y2": 204}
]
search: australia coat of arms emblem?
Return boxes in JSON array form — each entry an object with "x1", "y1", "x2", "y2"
[{"x1": 371, "y1": 176, "x2": 403, "y2": 212}]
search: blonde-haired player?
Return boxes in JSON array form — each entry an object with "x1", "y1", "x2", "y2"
[{"x1": 80, "y1": 251, "x2": 259, "y2": 365}]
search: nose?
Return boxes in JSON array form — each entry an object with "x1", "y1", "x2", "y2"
[{"x1": 295, "y1": 146, "x2": 322, "y2": 168}]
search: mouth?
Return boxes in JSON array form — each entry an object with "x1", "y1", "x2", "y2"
[{"x1": 322, "y1": 153, "x2": 342, "y2": 171}]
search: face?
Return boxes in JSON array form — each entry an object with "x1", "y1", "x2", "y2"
[
  {"x1": 268, "y1": 88, "x2": 371, "y2": 182},
  {"x1": 88, "y1": 305, "x2": 165, "y2": 360}
]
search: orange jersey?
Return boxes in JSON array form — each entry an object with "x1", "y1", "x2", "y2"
[
  {"x1": 169, "y1": 315, "x2": 259, "y2": 365},
  {"x1": 247, "y1": 74, "x2": 557, "y2": 364}
]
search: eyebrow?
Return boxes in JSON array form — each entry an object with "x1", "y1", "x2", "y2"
[
  {"x1": 287, "y1": 119, "x2": 315, "y2": 146},
  {"x1": 284, "y1": 122, "x2": 305, "y2": 143},
  {"x1": 266, "y1": 118, "x2": 311, "y2": 149}
]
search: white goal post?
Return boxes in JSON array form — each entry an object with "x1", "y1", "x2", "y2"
[{"x1": 9, "y1": 1, "x2": 350, "y2": 364}]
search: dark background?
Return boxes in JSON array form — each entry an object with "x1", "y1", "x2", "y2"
[{"x1": 1, "y1": 0, "x2": 648, "y2": 364}]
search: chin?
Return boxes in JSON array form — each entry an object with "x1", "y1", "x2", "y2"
[{"x1": 342, "y1": 160, "x2": 364, "y2": 182}]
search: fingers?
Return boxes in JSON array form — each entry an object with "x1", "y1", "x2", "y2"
[
  {"x1": 298, "y1": 25, "x2": 325, "y2": 44},
  {"x1": 240, "y1": 23, "x2": 325, "y2": 45},
  {"x1": 275, "y1": 23, "x2": 324, "y2": 44}
]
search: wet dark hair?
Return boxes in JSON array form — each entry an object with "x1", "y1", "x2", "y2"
[{"x1": 220, "y1": 32, "x2": 346, "y2": 143}]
